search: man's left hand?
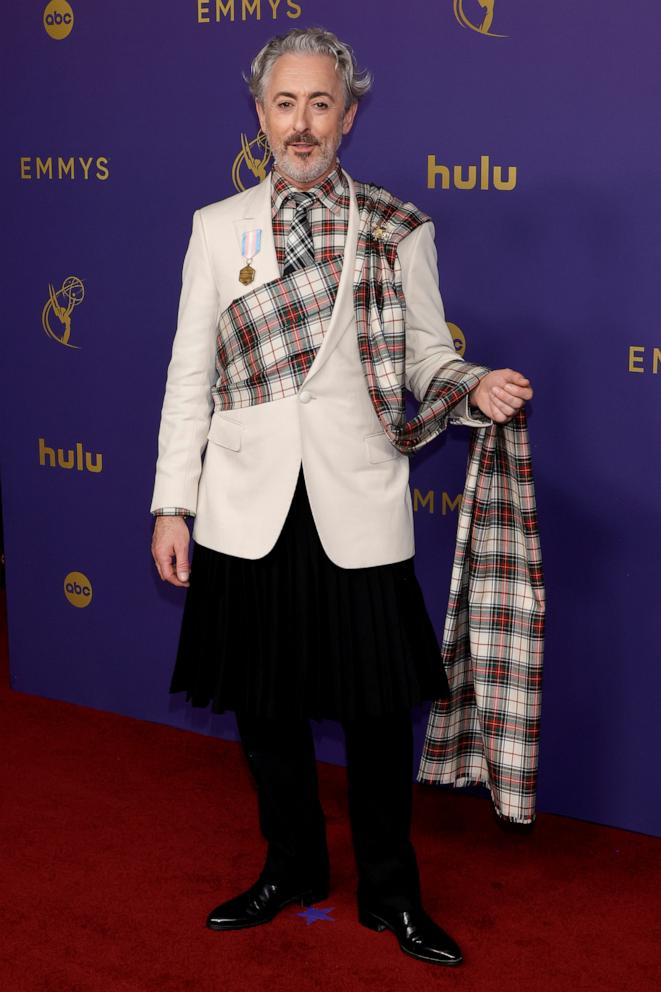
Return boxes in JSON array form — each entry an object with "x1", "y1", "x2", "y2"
[{"x1": 468, "y1": 369, "x2": 533, "y2": 424}]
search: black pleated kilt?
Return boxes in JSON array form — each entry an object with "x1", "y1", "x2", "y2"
[{"x1": 170, "y1": 470, "x2": 450, "y2": 721}]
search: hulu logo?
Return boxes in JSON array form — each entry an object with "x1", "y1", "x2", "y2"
[
  {"x1": 427, "y1": 154, "x2": 517, "y2": 191},
  {"x1": 38, "y1": 438, "x2": 103, "y2": 473}
]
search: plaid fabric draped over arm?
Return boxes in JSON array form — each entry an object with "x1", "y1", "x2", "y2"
[
  {"x1": 417, "y1": 407, "x2": 545, "y2": 825},
  {"x1": 351, "y1": 183, "x2": 491, "y2": 452}
]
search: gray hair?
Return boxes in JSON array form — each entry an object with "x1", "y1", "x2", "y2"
[{"x1": 245, "y1": 27, "x2": 373, "y2": 111}]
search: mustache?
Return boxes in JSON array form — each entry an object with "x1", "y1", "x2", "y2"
[{"x1": 285, "y1": 132, "x2": 320, "y2": 147}]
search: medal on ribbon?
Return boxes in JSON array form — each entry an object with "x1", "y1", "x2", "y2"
[{"x1": 239, "y1": 229, "x2": 261, "y2": 285}]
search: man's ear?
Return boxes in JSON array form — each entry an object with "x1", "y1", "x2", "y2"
[
  {"x1": 342, "y1": 101, "x2": 358, "y2": 136},
  {"x1": 255, "y1": 101, "x2": 266, "y2": 133}
]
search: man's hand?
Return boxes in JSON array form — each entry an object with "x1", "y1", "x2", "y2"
[
  {"x1": 468, "y1": 369, "x2": 533, "y2": 424},
  {"x1": 151, "y1": 516, "x2": 191, "y2": 588}
]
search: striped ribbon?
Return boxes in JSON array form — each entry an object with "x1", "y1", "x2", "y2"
[{"x1": 241, "y1": 229, "x2": 261, "y2": 260}]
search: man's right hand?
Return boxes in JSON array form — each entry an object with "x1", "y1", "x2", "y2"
[{"x1": 151, "y1": 516, "x2": 191, "y2": 588}]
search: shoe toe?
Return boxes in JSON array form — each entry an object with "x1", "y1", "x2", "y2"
[
  {"x1": 404, "y1": 922, "x2": 463, "y2": 965},
  {"x1": 360, "y1": 906, "x2": 463, "y2": 966},
  {"x1": 205, "y1": 877, "x2": 328, "y2": 931}
]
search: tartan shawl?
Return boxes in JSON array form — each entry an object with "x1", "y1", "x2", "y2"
[
  {"x1": 215, "y1": 180, "x2": 546, "y2": 824},
  {"x1": 352, "y1": 183, "x2": 545, "y2": 824}
]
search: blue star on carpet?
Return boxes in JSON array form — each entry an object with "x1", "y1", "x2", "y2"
[{"x1": 296, "y1": 905, "x2": 335, "y2": 926}]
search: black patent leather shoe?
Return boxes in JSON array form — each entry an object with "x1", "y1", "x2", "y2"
[
  {"x1": 206, "y1": 877, "x2": 329, "y2": 931},
  {"x1": 358, "y1": 905, "x2": 463, "y2": 966}
]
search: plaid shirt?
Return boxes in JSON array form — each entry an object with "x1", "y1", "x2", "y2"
[
  {"x1": 271, "y1": 165, "x2": 349, "y2": 272},
  {"x1": 154, "y1": 166, "x2": 349, "y2": 517}
]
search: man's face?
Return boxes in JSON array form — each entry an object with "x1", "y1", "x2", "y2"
[{"x1": 256, "y1": 53, "x2": 358, "y2": 189}]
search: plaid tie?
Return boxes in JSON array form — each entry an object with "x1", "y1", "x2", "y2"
[{"x1": 283, "y1": 192, "x2": 315, "y2": 275}]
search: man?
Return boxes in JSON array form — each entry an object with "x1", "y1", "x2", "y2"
[{"x1": 151, "y1": 27, "x2": 532, "y2": 966}]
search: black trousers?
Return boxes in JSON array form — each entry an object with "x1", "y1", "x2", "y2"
[{"x1": 235, "y1": 708, "x2": 422, "y2": 911}]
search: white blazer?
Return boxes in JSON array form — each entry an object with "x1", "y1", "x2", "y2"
[{"x1": 150, "y1": 173, "x2": 486, "y2": 568}]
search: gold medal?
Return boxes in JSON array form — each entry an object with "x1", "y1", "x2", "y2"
[{"x1": 239, "y1": 263, "x2": 255, "y2": 285}]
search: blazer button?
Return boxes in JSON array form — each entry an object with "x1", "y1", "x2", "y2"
[{"x1": 299, "y1": 390, "x2": 313, "y2": 404}]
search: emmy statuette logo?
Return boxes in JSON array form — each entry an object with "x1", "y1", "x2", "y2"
[
  {"x1": 43, "y1": 1, "x2": 74, "y2": 40},
  {"x1": 232, "y1": 131, "x2": 272, "y2": 192},
  {"x1": 63, "y1": 571, "x2": 93, "y2": 608},
  {"x1": 42, "y1": 276, "x2": 85, "y2": 348},
  {"x1": 453, "y1": 0, "x2": 506, "y2": 38}
]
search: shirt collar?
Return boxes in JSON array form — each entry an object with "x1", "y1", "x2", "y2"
[{"x1": 271, "y1": 164, "x2": 347, "y2": 217}]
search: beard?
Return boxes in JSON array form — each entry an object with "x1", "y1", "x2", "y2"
[{"x1": 268, "y1": 121, "x2": 343, "y2": 185}]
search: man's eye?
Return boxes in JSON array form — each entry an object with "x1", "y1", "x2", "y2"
[
  {"x1": 277, "y1": 101, "x2": 293, "y2": 109},
  {"x1": 314, "y1": 102, "x2": 329, "y2": 110}
]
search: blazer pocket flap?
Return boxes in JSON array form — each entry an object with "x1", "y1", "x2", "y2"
[
  {"x1": 364, "y1": 431, "x2": 397, "y2": 464},
  {"x1": 207, "y1": 415, "x2": 243, "y2": 452}
]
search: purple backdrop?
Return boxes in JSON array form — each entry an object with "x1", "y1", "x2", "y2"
[{"x1": 2, "y1": 1, "x2": 659, "y2": 837}]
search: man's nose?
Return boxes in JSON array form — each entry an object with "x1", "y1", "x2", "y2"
[{"x1": 293, "y1": 103, "x2": 312, "y2": 134}]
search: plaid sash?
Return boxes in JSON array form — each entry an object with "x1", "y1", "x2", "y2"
[
  {"x1": 215, "y1": 181, "x2": 546, "y2": 823},
  {"x1": 352, "y1": 185, "x2": 490, "y2": 451},
  {"x1": 213, "y1": 256, "x2": 343, "y2": 409}
]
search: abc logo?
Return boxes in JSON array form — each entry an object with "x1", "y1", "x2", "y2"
[
  {"x1": 64, "y1": 571, "x2": 92, "y2": 608},
  {"x1": 447, "y1": 322, "x2": 466, "y2": 357},
  {"x1": 43, "y1": 1, "x2": 74, "y2": 40}
]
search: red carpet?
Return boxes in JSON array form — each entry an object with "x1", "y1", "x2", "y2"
[{"x1": 1, "y1": 595, "x2": 659, "y2": 992}]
